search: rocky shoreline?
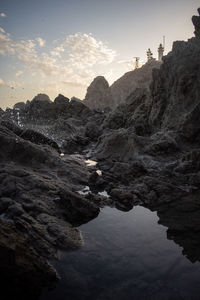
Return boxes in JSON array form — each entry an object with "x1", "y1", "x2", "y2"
[{"x1": 0, "y1": 8, "x2": 200, "y2": 298}]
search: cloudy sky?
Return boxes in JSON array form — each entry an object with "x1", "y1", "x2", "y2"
[{"x1": 0, "y1": 0, "x2": 199, "y2": 109}]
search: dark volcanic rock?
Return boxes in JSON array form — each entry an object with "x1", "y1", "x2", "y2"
[
  {"x1": 83, "y1": 61, "x2": 161, "y2": 110},
  {"x1": 84, "y1": 76, "x2": 110, "y2": 110},
  {"x1": 90, "y1": 8, "x2": 200, "y2": 215},
  {"x1": 0, "y1": 219, "x2": 57, "y2": 300},
  {"x1": 105, "y1": 59, "x2": 161, "y2": 108},
  {"x1": 0, "y1": 121, "x2": 100, "y2": 295},
  {"x1": 192, "y1": 8, "x2": 200, "y2": 37}
]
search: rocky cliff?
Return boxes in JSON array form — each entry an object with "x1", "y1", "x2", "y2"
[
  {"x1": 83, "y1": 60, "x2": 161, "y2": 110},
  {"x1": 1, "y1": 7, "x2": 200, "y2": 297}
]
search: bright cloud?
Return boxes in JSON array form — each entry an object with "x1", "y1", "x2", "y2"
[
  {"x1": 15, "y1": 70, "x2": 23, "y2": 77},
  {"x1": 0, "y1": 27, "x2": 14, "y2": 55},
  {"x1": 36, "y1": 37, "x2": 46, "y2": 47},
  {"x1": 0, "y1": 13, "x2": 6, "y2": 18},
  {"x1": 0, "y1": 28, "x2": 117, "y2": 95},
  {"x1": 0, "y1": 78, "x2": 22, "y2": 88},
  {"x1": 64, "y1": 33, "x2": 116, "y2": 68}
]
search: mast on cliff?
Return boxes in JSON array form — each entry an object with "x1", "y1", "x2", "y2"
[
  {"x1": 158, "y1": 36, "x2": 165, "y2": 61},
  {"x1": 147, "y1": 48, "x2": 153, "y2": 61},
  {"x1": 134, "y1": 57, "x2": 140, "y2": 69}
]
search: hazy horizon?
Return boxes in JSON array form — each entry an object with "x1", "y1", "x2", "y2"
[{"x1": 0, "y1": 0, "x2": 199, "y2": 109}]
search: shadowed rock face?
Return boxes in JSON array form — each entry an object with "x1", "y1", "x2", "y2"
[
  {"x1": 192, "y1": 8, "x2": 200, "y2": 37},
  {"x1": 84, "y1": 76, "x2": 111, "y2": 109},
  {"x1": 83, "y1": 61, "x2": 161, "y2": 110},
  {"x1": 0, "y1": 121, "x2": 100, "y2": 294},
  {"x1": 0, "y1": 220, "x2": 58, "y2": 300},
  {"x1": 90, "y1": 8, "x2": 200, "y2": 216},
  {"x1": 2, "y1": 93, "x2": 105, "y2": 154}
]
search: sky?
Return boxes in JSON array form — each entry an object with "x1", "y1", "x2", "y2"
[{"x1": 0, "y1": 0, "x2": 199, "y2": 109}]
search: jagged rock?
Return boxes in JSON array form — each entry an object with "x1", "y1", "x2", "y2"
[
  {"x1": 32, "y1": 93, "x2": 51, "y2": 103},
  {"x1": 84, "y1": 61, "x2": 161, "y2": 110},
  {"x1": 149, "y1": 38, "x2": 200, "y2": 141},
  {"x1": 0, "y1": 219, "x2": 58, "y2": 299},
  {"x1": 192, "y1": 8, "x2": 200, "y2": 37},
  {"x1": 84, "y1": 76, "x2": 110, "y2": 109},
  {"x1": 0, "y1": 123, "x2": 99, "y2": 260},
  {"x1": 0, "y1": 120, "x2": 60, "y2": 153},
  {"x1": 103, "y1": 88, "x2": 151, "y2": 135},
  {"x1": 54, "y1": 94, "x2": 70, "y2": 105},
  {"x1": 13, "y1": 102, "x2": 26, "y2": 110},
  {"x1": 106, "y1": 60, "x2": 161, "y2": 108}
]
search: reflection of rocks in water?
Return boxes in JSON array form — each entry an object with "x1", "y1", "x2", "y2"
[
  {"x1": 156, "y1": 193, "x2": 200, "y2": 263},
  {"x1": 0, "y1": 219, "x2": 58, "y2": 300}
]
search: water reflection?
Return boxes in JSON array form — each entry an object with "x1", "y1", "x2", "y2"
[
  {"x1": 85, "y1": 159, "x2": 97, "y2": 167},
  {"x1": 40, "y1": 206, "x2": 200, "y2": 300}
]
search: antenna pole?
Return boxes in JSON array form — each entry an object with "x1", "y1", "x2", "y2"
[{"x1": 163, "y1": 36, "x2": 165, "y2": 49}]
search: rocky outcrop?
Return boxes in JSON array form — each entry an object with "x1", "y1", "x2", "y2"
[
  {"x1": 192, "y1": 7, "x2": 200, "y2": 37},
  {"x1": 106, "y1": 59, "x2": 161, "y2": 108},
  {"x1": 1, "y1": 93, "x2": 105, "y2": 154},
  {"x1": 0, "y1": 220, "x2": 58, "y2": 299},
  {"x1": 89, "y1": 8, "x2": 200, "y2": 211},
  {"x1": 149, "y1": 39, "x2": 200, "y2": 140},
  {"x1": 84, "y1": 76, "x2": 111, "y2": 109},
  {"x1": 83, "y1": 60, "x2": 161, "y2": 110},
  {"x1": 0, "y1": 121, "x2": 100, "y2": 295}
]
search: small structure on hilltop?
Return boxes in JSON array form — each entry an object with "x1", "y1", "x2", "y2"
[
  {"x1": 146, "y1": 48, "x2": 154, "y2": 61},
  {"x1": 158, "y1": 36, "x2": 165, "y2": 62},
  {"x1": 134, "y1": 57, "x2": 140, "y2": 69},
  {"x1": 158, "y1": 43, "x2": 164, "y2": 61}
]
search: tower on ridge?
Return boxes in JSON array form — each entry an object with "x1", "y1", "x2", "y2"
[
  {"x1": 158, "y1": 36, "x2": 165, "y2": 61},
  {"x1": 147, "y1": 48, "x2": 153, "y2": 61},
  {"x1": 134, "y1": 57, "x2": 140, "y2": 69}
]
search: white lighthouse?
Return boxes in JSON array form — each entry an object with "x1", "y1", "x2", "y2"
[{"x1": 158, "y1": 43, "x2": 164, "y2": 61}]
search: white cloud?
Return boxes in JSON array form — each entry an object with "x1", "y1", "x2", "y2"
[
  {"x1": 0, "y1": 78, "x2": 22, "y2": 88},
  {"x1": 0, "y1": 78, "x2": 5, "y2": 85},
  {"x1": 36, "y1": 37, "x2": 45, "y2": 47},
  {"x1": 0, "y1": 27, "x2": 14, "y2": 55},
  {"x1": 64, "y1": 33, "x2": 116, "y2": 68},
  {"x1": 0, "y1": 29, "x2": 117, "y2": 94},
  {"x1": 0, "y1": 13, "x2": 6, "y2": 18},
  {"x1": 15, "y1": 70, "x2": 23, "y2": 77}
]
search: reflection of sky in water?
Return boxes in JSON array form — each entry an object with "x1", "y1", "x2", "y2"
[
  {"x1": 40, "y1": 206, "x2": 200, "y2": 300},
  {"x1": 85, "y1": 159, "x2": 97, "y2": 166}
]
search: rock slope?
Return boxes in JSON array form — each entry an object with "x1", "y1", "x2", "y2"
[
  {"x1": 83, "y1": 60, "x2": 161, "y2": 110},
  {"x1": 1, "y1": 7, "x2": 200, "y2": 296}
]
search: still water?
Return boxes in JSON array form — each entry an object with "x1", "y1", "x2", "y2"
[{"x1": 41, "y1": 206, "x2": 200, "y2": 300}]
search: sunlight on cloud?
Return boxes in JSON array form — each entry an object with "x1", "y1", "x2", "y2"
[
  {"x1": 0, "y1": 27, "x2": 15, "y2": 55},
  {"x1": 0, "y1": 78, "x2": 22, "y2": 88},
  {"x1": 36, "y1": 37, "x2": 46, "y2": 47},
  {"x1": 15, "y1": 70, "x2": 23, "y2": 77},
  {"x1": 0, "y1": 28, "x2": 116, "y2": 96},
  {"x1": 0, "y1": 13, "x2": 6, "y2": 18},
  {"x1": 64, "y1": 33, "x2": 116, "y2": 67}
]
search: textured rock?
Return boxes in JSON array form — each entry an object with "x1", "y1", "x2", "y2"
[
  {"x1": 106, "y1": 60, "x2": 161, "y2": 108},
  {"x1": 192, "y1": 8, "x2": 200, "y2": 37},
  {"x1": 84, "y1": 61, "x2": 161, "y2": 110},
  {"x1": 84, "y1": 76, "x2": 110, "y2": 109},
  {"x1": 0, "y1": 122, "x2": 100, "y2": 285},
  {"x1": 0, "y1": 219, "x2": 58, "y2": 299}
]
